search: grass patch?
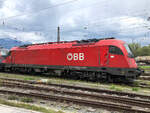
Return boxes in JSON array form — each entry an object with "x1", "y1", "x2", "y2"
[
  {"x1": 110, "y1": 85, "x2": 123, "y2": 92},
  {"x1": 21, "y1": 97, "x2": 34, "y2": 103},
  {"x1": 133, "y1": 81, "x2": 140, "y2": 86},
  {"x1": 23, "y1": 77, "x2": 36, "y2": 81},
  {"x1": 110, "y1": 85, "x2": 116, "y2": 90},
  {"x1": 139, "y1": 66, "x2": 150, "y2": 69},
  {"x1": 146, "y1": 81, "x2": 150, "y2": 85},
  {"x1": 8, "y1": 95, "x2": 19, "y2": 100},
  {"x1": 0, "y1": 73, "x2": 41, "y2": 81},
  {"x1": 115, "y1": 88, "x2": 123, "y2": 92},
  {"x1": 132, "y1": 87, "x2": 139, "y2": 92}
]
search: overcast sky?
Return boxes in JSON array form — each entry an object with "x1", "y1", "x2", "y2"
[{"x1": 0, "y1": 0, "x2": 150, "y2": 44}]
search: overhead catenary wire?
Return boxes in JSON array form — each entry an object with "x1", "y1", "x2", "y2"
[
  {"x1": 0, "y1": 0, "x2": 108, "y2": 31},
  {"x1": 0, "y1": 0, "x2": 79, "y2": 32},
  {"x1": 0, "y1": 0, "x2": 149, "y2": 43},
  {"x1": 0, "y1": 0, "x2": 78, "y2": 22},
  {"x1": 1, "y1": 0, "x2": 149, "y2": 32}
]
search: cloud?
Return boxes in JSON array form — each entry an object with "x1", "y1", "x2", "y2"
[
  {"x1": 0, "y1": 29, "x2": 46, "y2": 43},
  {"x1": 0, "y1": 0, "x2": 149, "y2": 45}
]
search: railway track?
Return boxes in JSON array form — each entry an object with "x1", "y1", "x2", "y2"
[
  {"x1": 139, "y1": 76, "x2": 150, "y2": 80},
  {"x1": 0, "y1": 77, "x2": 150, "y2": 99},
  {"x1": 133, "y1": 79, "x2": 150, "y2": 89},
  {"x1": 138, "y1": 82, "x2": 150, "y2": 89},
  {"x1": 1, "y1": 81, "x2": 150, "y2": 108},
  {"x1": 2, "y1": 71, "x2": 150, "y2": 89},
  {"x1": 0, "y1": 77, "x2": 150, "y2": 112},
  {"x1": 0, "y1": 89, "x2": 149, "y2": 113}
]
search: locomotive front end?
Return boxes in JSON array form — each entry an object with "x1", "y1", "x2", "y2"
[
  {"x1": 101, "y1": 39, "x2": 143, "y2": 81},
  {"x1": 123, "y1": 44, "x2": 143, "y2": 78}
]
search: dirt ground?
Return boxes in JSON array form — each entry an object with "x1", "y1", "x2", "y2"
[{"x1": 0, "y1": 104, "x2": 41, "y2": 113}]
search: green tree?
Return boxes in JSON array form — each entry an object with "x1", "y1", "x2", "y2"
[
  {"x1": 129, "y1": 43, "x2": 150, "y2": 56},
  {"x1": 138, "y1": 46, "x2": 150, "y2": 56},
  {"x1": 128, "y1": 43, "x2": 141, "y2": 57}
]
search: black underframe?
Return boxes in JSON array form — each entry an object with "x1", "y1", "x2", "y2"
[{"x1": 2, "y1": 63, "x2": 141, "y2": 78}]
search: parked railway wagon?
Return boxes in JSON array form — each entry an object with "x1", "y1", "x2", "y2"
[
  {"x1": 0, "y1": 38, "x2": 142, "y2": 82},
  {"x1": 135, "y1": 56, "x2": 150, "y2": 65}
]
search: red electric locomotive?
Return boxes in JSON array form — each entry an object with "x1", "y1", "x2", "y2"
[{"x1": 0, "y1": 38, "x2": 142, "y2": 82}]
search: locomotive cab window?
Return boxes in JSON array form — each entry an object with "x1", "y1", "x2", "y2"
[
  {"x1": 124, "y1": 44, "x2": 134, "y2": 58},
  {"x1": 109, "y1": 46, "x2": 123, "y2": 55}
]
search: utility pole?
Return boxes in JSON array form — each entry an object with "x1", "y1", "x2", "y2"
[{"x1": 57, "y1": 26, "x2": 60, "y2": 42}]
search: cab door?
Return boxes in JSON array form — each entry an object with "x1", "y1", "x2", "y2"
[
  {"x1": 108, "y1": 45, "x2": 127, "y2": 68},
  {"x1": 11, "y1": 51, "x2": 15, "y2": 64},
  {"x1": 100, "y1": 46, "x2": 109, "y2": 67}
]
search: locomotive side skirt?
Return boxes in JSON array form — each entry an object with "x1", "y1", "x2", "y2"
[{"x1": 3, "y1": 63, "x2": 141, "y2": 78}]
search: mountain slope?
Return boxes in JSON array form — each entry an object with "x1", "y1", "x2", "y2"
[{"x1": 0, "y1": 38, "x2": 31, "y2": 49}]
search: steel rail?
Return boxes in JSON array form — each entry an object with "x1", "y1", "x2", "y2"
[
  {"x1": 0, "y1": 89, "x2": 149, "y2": 113},
  {"x1": 1, "y1": 81, "x2": 150, "y2": 108},
  {"x1": 0, "y1": 77, "x2": 150, "y2": 100}
]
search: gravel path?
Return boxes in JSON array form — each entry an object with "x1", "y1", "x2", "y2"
[{"x1": 0, "y1": 104, "x2": 41, "y2": 113}]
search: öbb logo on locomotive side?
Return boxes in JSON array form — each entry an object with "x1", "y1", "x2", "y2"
[{"x1": 67, "y1": 53, "x2": 84, "y2": 61}]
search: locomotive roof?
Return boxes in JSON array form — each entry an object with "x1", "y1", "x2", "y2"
[
  {"x1": 19, "y1": 37, "x2": 115, "y2": 47},
  {"x1": 11, "y1": 37, "x2": 124, "y2": 50}
]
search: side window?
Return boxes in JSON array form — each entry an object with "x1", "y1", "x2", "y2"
[{"x1": 109, "y1": 46, "x2": 123, "y2": 55}]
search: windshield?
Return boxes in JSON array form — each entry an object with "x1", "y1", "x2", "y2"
[{"x1": 124, "y1": 44, "x2": 134, "y2": 58}]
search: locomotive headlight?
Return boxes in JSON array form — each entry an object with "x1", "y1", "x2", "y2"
[{"x1": 110, "y1": 55, "x2": 115, "y2": 58}]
